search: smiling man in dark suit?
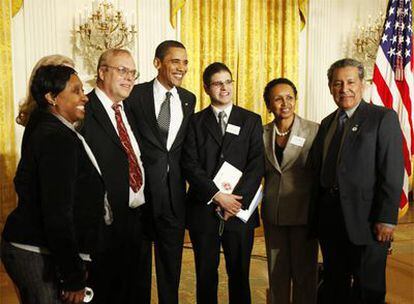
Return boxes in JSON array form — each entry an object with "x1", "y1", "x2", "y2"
[
  {"x1": 310, "y1": 58, "x2": 404, "y2": 304},
  {"x1": 181, "y1": 62, "x2": 264, "y2": 304},
  {"x1": 80, "y1": 49, "x2": 149, "y2": 303},
  {"x1": 126, "y1": 40, "x2": 196, "y2": 304}
]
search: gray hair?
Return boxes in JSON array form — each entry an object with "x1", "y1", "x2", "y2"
[{"x1": 327, "y1": 58, "x2": 365, "y2": 84}]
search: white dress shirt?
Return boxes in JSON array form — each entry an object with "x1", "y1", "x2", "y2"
[
  {"x1": 211, "y1": 103, "x2": 233, "y2": 124},
  {"x1": 153, "y1": 78, "x2": 183, "y2": 150},
  {"x1": 95, "y1": 87, "x2": 146, "y2": 208}
]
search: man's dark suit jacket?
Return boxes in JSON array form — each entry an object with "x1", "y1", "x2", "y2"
[
  {"x1": 2, "y1": 109, "x2": 105, "y2": 291},
  {"x1": 81, "y1": 89, "x2": 150, "y2": 304},
  {"x1": 182, "y1": 105, "x2": 265, "y2": 232},
  {"x1": 310, "y1": 101, "x2": 404, "y2": 245},
  {"x1": 126, "y1": 80, "x2": 196, "y2": 224},
  {"x1": 80, "y1": 90, "x2": 144, "y2": 239}
]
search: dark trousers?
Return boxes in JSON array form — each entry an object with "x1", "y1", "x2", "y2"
[
  {"x1": 147, "y1": 212, "x2": 185, "y2": 304},
  {"x1": 90, "y1": 207, "x2": 150, "y2": 304},
  {"x1": 318, "y1": 191, "x2": 388, "y2": 304},
  {"x1": 189, "y1": 226, "x2": 255, "y2": 304},
  {"x1": 1, "y1": 239, "x2": 64, "y2": 304}
]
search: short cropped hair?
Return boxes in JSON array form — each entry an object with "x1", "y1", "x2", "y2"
[
  {"x1": 327, "y1": 58, "x2": 365, "y2": 85},
  {"x1": 263, "y1": 78, "x2": 298, "y2": 107},
  {"x1": 96, "y1": 48, "x2": 132, "y2": 82},
  {"x1": 31, "y1": 65, "x2": 76, "y2": 109},
  {"x1": 154, "y1": 40, "x2": 186, "y2": 61},
  {"x1": 202, "y1": 62, "x2": 232, "y2": 86}
]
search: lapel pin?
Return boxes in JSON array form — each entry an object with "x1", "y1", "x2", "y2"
[
  {"x1": 185, "y1": 102, "x2": 188, "y2": 106},
  {"x1": 352, "y1": 124, "x2": 359, "y2": 132}
]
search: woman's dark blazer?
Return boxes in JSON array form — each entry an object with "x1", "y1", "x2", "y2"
[{"x1": 2, "y1": 109, "x2": 105, "y2": 291}]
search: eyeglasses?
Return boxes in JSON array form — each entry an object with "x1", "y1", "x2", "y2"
[
  {"x1": 273, "y1": 95, "x2": 295, "y2": 104},
  {"x1": 103, "y1": 65, "x2": 139, "y2": 80},
  {"x1": 210, "y1": 79, "x2": 234, "y2": 88}
]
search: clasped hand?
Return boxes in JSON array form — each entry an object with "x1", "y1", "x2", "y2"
[{"x1": 213, "y1": 192, "x2": 243, "y2": 220}]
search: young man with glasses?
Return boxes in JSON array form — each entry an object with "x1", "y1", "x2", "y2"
[
  {"x1": 80, "y1": 48, "x2": 148, "y2": 304},
  {"x1": 181, "y1": 62, "x2": 264, "y2": 304}
]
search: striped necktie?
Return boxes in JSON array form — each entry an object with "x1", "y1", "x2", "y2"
[
  {"x1": 112, "y1": 103, "x2": 143, "y2": 192},
  {"x1": 218, "y1": 111, "x2": 227, "y2": 136}
]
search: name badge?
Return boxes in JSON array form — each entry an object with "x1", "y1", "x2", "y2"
[
  {"x1": 290, "y1": 135, "x2": 306, "y2": 147},
  {"x1": 226, "y1": 123, "x2": 240, "y2": 135}
]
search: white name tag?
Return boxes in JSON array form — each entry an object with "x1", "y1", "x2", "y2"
[
  {"x1": 226, "y1": 123, "x2": 240, "y2": 135},
  {"x1": 290, "y1": 135, "x2": 306, "y2": 147}
]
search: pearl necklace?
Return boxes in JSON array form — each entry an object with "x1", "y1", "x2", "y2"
[{"x1": 275, "y1": 124, "x2": 291, "y2": 137}]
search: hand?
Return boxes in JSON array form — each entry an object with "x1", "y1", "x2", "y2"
[
  {"x1": 213, "y1": 192, "x2": 242, "y2": 215},
  {"x1": 61, "y1": 289, "x2": 85, "y2": 304},
  {"x1": 215, "y1": 206, "x2": 234, "y2": 221},
  {"x1": 374, "y1": 223, "x2": 395, "y2": 243},
  {"x1": 223, "y1": 210, "x2": 234, "y2": 221}
]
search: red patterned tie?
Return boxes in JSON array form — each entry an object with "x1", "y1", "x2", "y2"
[{"x1": 112, "y1": 103, "x2": 142, "y2": 192}]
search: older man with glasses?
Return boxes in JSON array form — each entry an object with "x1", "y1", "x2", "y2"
[{"x1": 80, "y1": 48, "x2": 149, "y2": 304}]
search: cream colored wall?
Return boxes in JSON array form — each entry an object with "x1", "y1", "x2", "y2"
[
  {"x1": 300, "y1": 0, "x2": 387, "y2": 123},
  {"x1": 11, "y1": 0, "x2": 389, "y2": 150},
  {"x1": 11, "y1": 0, "x2": 178, "y2": 150}
]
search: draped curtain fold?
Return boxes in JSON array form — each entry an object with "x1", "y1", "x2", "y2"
[
  {"x1": 179, "y1": 0, "x2": 305, "y2": 122},
  {"x1": 170, "y1": 0, "x2": 186, "y2": 28},
  {"x1": 180, "y1": 0, "x2": 238, "y2": 111},
  {"x1": 0, "y1": 0, "x2": 22, "y2": 228}
]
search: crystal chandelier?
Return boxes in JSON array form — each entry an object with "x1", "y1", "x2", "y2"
[{"x1": 75, "y1": 0, "x2": 137, "y2": 74}]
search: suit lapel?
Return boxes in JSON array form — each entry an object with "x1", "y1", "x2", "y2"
[
  {"x1": 340, "y1": 101, "x2": 368, "y2": 157},
  {"x1": 221, "y1": 106, "x2": 243, "y2": 152},
  {"x1": 264, "y1": 122, "x2": 281, "y2": 173},
  {"x1": 124, "y1": 102, "x2": 140, "y2": 142},
  {"x1": 170, "y1": 88, "x2": 193, "y2": 151},
  {"x1": 322, "y1": 111, "x2": 337, "y2": 161},
  {"x1": 89, "y1": 90, "x2": 123, "y2": 149},
  {"x1": 281, "y1": 116, "x2": 304, "y2": 171},
  {"x1": 203, "y1": 106, "x2": 223, "y2": 146},
  {"x1": 140, "y1": 81, "x2": 166, "y2": 149}
]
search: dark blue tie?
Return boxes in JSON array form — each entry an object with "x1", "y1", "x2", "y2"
[{"x1": 321, "y1": 110, "x2": 348, "y2": 188}]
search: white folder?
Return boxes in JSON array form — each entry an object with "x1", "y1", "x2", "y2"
[{"x1": 213, "y1": 161, "x2": 262, "y2": 223}]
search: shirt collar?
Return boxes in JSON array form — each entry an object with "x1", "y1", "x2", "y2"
[
  {"x1": 211, "y1": 103, "x2": 233, "y2": 119},
  {"x1": 342, "y1": 100, "x2": 361, "y2": 118},
  {"x1": 52, "y1": 113, "x2": 76, "y2": 132},
  {"x1": 95, "y1": 86, "x2": 124, "y2": 110},
  {"x1": 153, "y1": 78, "x2": 178, "y2": 101}
]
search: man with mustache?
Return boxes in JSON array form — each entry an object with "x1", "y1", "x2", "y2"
[
  {"x1": 80, "y1": 49, "x2": 148, "y2": 303},
  {"x1": 310, "y1": 58, "x2": 404, "y2": 304},
  {"x1": 126, "y1": 40, "x2": 196, "y2": 304}
]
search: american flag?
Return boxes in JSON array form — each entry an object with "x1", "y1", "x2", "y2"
[{"x1": 371, "y1": 0, "x2": 413, "y2": 216}]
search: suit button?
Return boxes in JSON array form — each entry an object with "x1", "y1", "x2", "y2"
[{"x1": 220, "y1": 153, "x2": 224, "y2": 159}]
